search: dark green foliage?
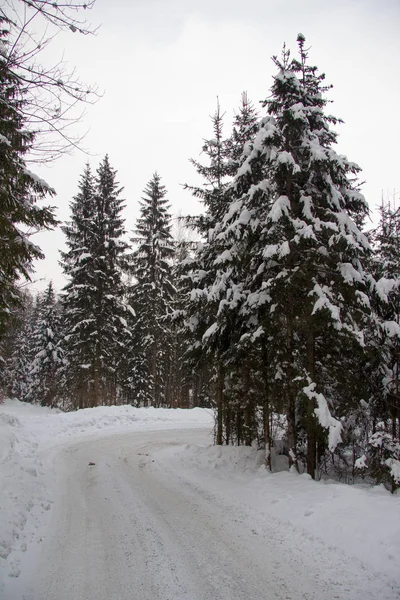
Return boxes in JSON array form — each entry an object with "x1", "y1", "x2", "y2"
[
  {"x1": 126, "y1": 173, "x2": 175, "y2": 406},
  {"x1": 182, "y1": 96, "x2": 261, "y2": 444},
  {"x1": 28, "y1": 282, "x2": 64, "y2": 407},
  {"x1": 183, "y1": 38, "x2": 379, "y2": 480},
  {"x1": 61, "y1": 157, "x2": 130, "y2": 408},
  {"x1": 0, "y1": 17, "x2": 56, "y2": 337}
]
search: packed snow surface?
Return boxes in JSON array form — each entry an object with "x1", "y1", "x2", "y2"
[{"x1": 1, "y1": 399, "x2": 399, "y2": 599}]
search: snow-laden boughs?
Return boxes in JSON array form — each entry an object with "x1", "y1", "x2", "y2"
[
  {"x1": 125, "y1": 173, "x2": 176, "y2": 407},
  {"x1": 61, "y1": 157, "x2": 131, "y2": 408},
  {"x1": 27, "y1": 282, "x2": 64, "y2": 407},
  {"x1": 355, "y1": 198, "x2": 400, "y2": 490},
  {"x1": 185, "y1": 36, "x2": 376, "y2": 476},
  {"x1": 2, "y1": 292, "x2": 38, "y2": 402},
  {"x1": 182, "y1": 95, "x2": 268, "y2": 446},
  {"x1": 302, "y1": 381, "x2": 342, "y2": 452},
  {"x1": 356, "y1": 425, "x2": 400, "y2": 491}
]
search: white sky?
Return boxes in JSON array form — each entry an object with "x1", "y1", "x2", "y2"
[{"x1": 29, "y1": 0, "x2": 400, "y2": 292}]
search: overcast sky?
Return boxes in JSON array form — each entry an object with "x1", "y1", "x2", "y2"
[{"x1": 29, "y1": 0, "x2": 400, "y2": 292}]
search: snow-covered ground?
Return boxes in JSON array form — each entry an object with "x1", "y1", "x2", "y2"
[
  {"x1": 0, "y1": 399, "x2": 213, "y2": 598},
  {"x1": 1, "y1": 399, "x2": 399, "y2": 599}
]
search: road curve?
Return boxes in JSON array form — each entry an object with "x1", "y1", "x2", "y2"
[{"x1": 18, "y1": 429, "x2": 399, "y2": 600}]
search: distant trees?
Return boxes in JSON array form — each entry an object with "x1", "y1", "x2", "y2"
[
  {"x1": 1, "y1": 284, "x2": 63, "y2": 406},
  {"x1": 60, "y1": 157, "x2": 130, "y2": 408},
  {"x1": 125, "y1": 173, "x2": 176, "y2": 406},
  {"x1": 2, "y1": 292, "x2": 38, "y2": 402},
  {"x1": 28, "y1": 282, "x2": 64, "y2": 406}
]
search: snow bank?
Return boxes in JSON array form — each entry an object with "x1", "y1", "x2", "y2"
[
  {"x1": 157, "y1": 443, "x2": 400, "y2": 585},
  {"x1": 0, "y1": 400, "x2": 213, "y2": 446},
  {"x1": 0, "y1": 400, "x2": 213, "y2": 590},
  {"x1": 0, "y1": 409, "x2": 52, "y2": 585}
]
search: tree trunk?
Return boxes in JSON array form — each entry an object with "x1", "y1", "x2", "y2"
[
  {"x1": 236, "y1": 407, "x2": 242, "y2": 446},
  {"x1": 286, "y1": 309, "x2": 297, "y2": 469},
  {"x1": 263, "y1": 380, "x2": 272, "y2": 471},
  {"x1": 243, "y1": 366, "x2": 253, "y2": 447},
  {"x1": 151, "y1": 341, "x2": 157, "y2": 407},
  {"x1": 306, "y1": 321, "x2": 317, "y2": 479},
  {"x1": 261, "y1": 343, "x2": 272, "y2": 470},
  {"x1": 216, "y1": 363, "x2": 224, "y2": 445}
]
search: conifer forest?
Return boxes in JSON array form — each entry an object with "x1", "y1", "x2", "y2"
[{"x1": 1, "y1": 10, "x2": 399, "y2": 494}]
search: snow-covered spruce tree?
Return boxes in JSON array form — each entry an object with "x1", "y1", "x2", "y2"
[
  {"x1": 60, "y1": 164, "x2": 96, "y2": 408},
  {"x1": 182, "y1": 97, "x2": 262, "y2": 444},
  {"x1": 92, "y1": 156, "x2": 131, "y2": 404},
  {"x1": 373, "y1": 200, "x2": 400, "y2": 438},
  {"x1": 181, "y1": 101, "x2": 234, "y2": 441},
  {"x1": 354, "y1": 200, "x2": 400, "y2": 490},
  {"x1": 219, "y1": 93, "x2": 264, "y2": 447},
  {"x1": 0, "y1": 17, "x2": 56, "y2": 338},
  {"x1": 27, "y1": 282, "x2": 64, "y2": 407},
  {"x1": 169, "y1": 220, "x2": 209, "y2": 409},
  {"x1": 61, "y1": 158, "x2": 130, "y2": 408},
  {"x1": 210, "y1": 36, "x2": 372, "y2": 475},
  {"x1": 169, "y1": 236, "x2": 194, "y2": 408},
  {"x1": 127, "y1": 173, "x2": 175, "y2": 407},
  {"x1": 1, "y1": 291, "x2": 38, "y2": 400}
]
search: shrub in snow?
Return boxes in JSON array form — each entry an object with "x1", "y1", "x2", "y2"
[{"x1": 356, "y1": 425, "x2": 400, "y2": 492}]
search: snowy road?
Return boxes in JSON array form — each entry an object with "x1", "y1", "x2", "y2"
[{"x1": 12, "y1": 428, "x2": 400, "y2": 600}]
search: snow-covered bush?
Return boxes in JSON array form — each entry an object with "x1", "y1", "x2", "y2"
[{"x1": 356, "y1": 425, "x2": 400, "y2": 492}]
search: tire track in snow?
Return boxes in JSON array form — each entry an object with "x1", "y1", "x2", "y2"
[{"x1": 15, "y1": 430, "x2": 400, "y2": 600}]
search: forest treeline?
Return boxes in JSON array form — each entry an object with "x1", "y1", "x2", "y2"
[{"x1": 1, "y1": 27, "x2": 399, "y2": 490}]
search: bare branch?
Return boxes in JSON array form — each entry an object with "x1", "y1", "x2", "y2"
[
  {"x1": 20, "y1": 1, "x2": 98, "y2": 36},
  {"x1": 1, "y1": 0, "x2": 100, "y2": 162}
]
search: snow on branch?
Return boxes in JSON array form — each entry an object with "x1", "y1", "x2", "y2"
[
  {"x1": 303, "y1": 381, "x2": 342, "y2": 452},
  {"x1": 202, "y1": 322, "x2": 218, "y2": 342},
  {"x1": 267, "y1": 195, "x2": 291, "y2": 223},
  {"x1": 375, "y1": 277, "x2": 399, "y2": 303},
  {"x1": 382, "y1": 321, "x2": 400, "y2": 338},
  {"x1": 310, "y1": 282, "x2": 341, "y2": 325}
]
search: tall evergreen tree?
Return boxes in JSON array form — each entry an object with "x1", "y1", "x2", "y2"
[
  {"x1": 184, "y1": 38, "x2": 375, "y2": 477},
  {"x1": 126, "y1": 173, "x2": 175, "y2": 406},
  {"x1": 354, "y1": 199, "x2": 400, "y2": 490},
  {"x1": 61, "y1": 164, "x2": 97, "y2": 408},
  {"x1": 182, "y1": 97, "x2": 259, "y2": 444},
  {"x1": 213, "y1": 35, "x2": 372, "y2": 475},
  {"x1": 373, "y1": 200, "x2": 400, "y2": 431},
  {"x1": 61, "y1": 157, "x2": 129, "y2": 408},
  {"x1": 91, "y1": 155, "x2": 130, "y2": 404},
  {"x1": 182, "y1": 101, "x2": 232, "y2": 440}
]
